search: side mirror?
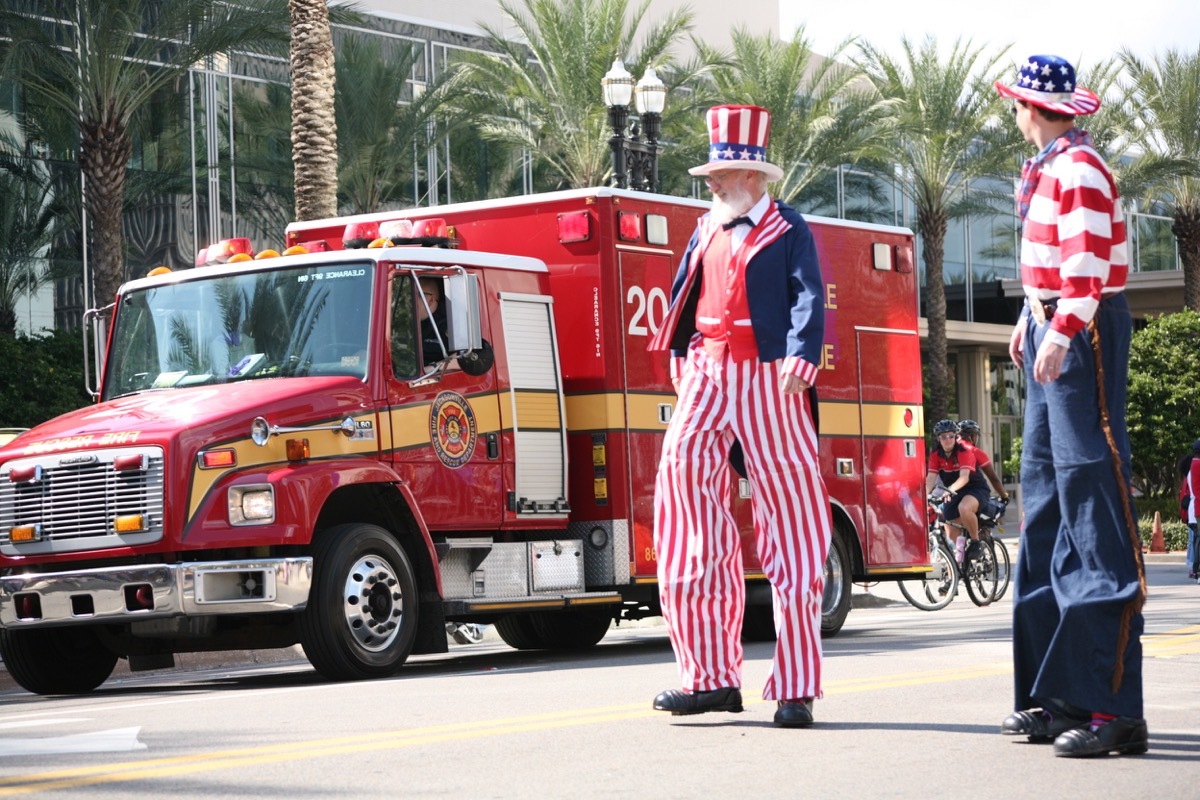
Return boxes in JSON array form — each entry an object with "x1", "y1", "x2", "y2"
[
  {"x1": 458, "y1": 339, "x2": 494, "y2": 376},
  {"x1": 444, "y1": 272, "x2": 482, "y2": 353}
]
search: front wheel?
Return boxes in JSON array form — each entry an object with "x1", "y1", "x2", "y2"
[
  {"x1": 963, "y1": 539, "x2": 1000, "y2": 607},
  {"x1": 0, "y1": 626, "x2": 118, "y2": 695},
  {"x1": 899, "y1": 544, "x2": 958, "y2": 611},
  {"x1": 299, "y1": 523, "x2": 419, "y2": 681}
]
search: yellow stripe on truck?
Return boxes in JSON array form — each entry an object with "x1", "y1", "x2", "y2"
[
  {"x1": 187, "y1": 413, "x2": 379, "y2": 522},
  {"x1": 565, "y1": 393, "x2": 921, "y2": 439},
  {"x1": 503, "y1": 390, "x2": 562, "y2": 431}
]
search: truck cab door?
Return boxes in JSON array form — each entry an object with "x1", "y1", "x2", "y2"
[{"x1": 384, "y1": 271, "x2": 504, "y2": 529}]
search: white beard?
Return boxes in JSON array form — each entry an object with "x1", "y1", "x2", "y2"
[{"x1": 710, "y1": 184, "x2": 755, "y2": 225}]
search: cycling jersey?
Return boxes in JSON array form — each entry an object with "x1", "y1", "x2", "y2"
[
  {"x1": 928, "y1": 443, "x2": 989, "y2": 493},
  {"x1": 959, "y1": 440, "x2": 993, "y2": 471}
]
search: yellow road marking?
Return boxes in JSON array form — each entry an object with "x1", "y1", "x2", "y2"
[{"x1": 1, "y1": 626, "x2": 1197, "y2": 794}]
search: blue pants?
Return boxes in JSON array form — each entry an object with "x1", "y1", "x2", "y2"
[
  {"x1": 1188, "y1": 523, "x2": 1198, "y2": 575},
  {"x1": 1013, "y1": 294, "x2": 1144, "y2": 718}
]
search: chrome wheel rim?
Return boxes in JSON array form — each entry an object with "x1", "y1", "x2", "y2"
[{"x1": 342, "y1": 555, "x2": 404, "y2": 651}]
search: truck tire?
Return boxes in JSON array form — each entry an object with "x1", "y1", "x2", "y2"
[
  {"x1": 741, "y1": 525, "x2": 853, "y2": 642},
  {"x1": 741, "y1": 603, "x2": 776, "y2": 642},
  {"x1": 820, "y1": 528, "x2": 853, "y2": 637},
  {"x1": 495, "y1": 609, "x2": 612, "y2": 650},
  {"x1": 299, "y1": 523, "x2": 419, "y2": 681},
  {"x1": 0, "y1": 626, "x2": 118, "y2": 695},
  {"x1": 493, "y1": 614, "x2": 543, "y2": 649}
]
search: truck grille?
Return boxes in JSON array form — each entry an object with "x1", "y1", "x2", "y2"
[{"x1": 0, "y1": 446, "x2": 165, "y2": 556}]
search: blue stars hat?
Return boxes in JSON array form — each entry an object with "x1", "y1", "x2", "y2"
[
  {"x1": 995, "y1": 55, "x2": 1100, "y2": 116},
  {"x1": 688, "y1": 104, "x2": 784, "y2": 182}
]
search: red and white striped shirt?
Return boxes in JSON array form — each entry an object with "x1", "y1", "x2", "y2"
[{"x1": 1020, "y1": 136, "x2": 1128, "y2": 346}]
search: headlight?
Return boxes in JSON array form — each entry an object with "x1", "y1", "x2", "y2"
[{"x1": 228, "y1": 484, "x2": 275, "y2": 525}]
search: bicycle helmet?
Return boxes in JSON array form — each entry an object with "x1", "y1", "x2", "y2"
[
  {"x1": 958, "y1": 419, "x2": 980, "y2": 435},
  {"x1": 932, "y1": 419, "x2": 959, "y2": 435}
]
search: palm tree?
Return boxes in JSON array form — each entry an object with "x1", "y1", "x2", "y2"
[
  {"x1": 1121, "y1": 48, "x2": 1200, "y2": 311},
  {"x1": 0, "y1": 0, "x2": 290, "y2": 309},
  {"x1": 289, "y1": 0, "x2": 336, "y2": 220},
  {"x1": 0, "y1": 142, "x2": 58, "y2": 335},
  {"x1": 698, "y1": 26, "x2": 896, "y2": 205},
  {"x1": 457, "y1": 0, "x2": 694, "y2": 190},
  {"x1": 856, "y1": 36, "x2": 1019, "y2": 424},
  {"x1": 335, "y1": 33, "x2": 464, "y2": 213}
]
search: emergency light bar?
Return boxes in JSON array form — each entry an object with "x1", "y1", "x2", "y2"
[{"x1": 205, "y1": 238, "x2": 253, "y2": 264}]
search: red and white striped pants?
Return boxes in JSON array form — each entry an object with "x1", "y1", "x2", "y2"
[{"x1": 654, "y1": 343, "x2": 831, "y2": 700}]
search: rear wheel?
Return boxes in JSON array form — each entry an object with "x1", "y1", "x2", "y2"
[
  {"x1": 299, "y1": 523, "x2": 419, "y2": 680},
  {"x1": 821, "y1": 529, "x2": 853, "y2": 637},
  {"x1": 0, "y1": 626, "x2": 118, "y2": 695},
  {"x1": 495, "y1": 609, "x2": 612, "y2": 650},
  {"x1": 899, "y1": 543, "x2": 958, "y2": 611},
  {"x1": 741, "y1": 603, "x2": 776, "y2": 642},
  {"x1": 742, "y1": 522, "x2": 854, "y2": 641},
  {"x1": 990, "y1": 536, "x2": 1012, "y2": 601}
]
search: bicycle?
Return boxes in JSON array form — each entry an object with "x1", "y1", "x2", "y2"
[{"x1": 899, "y1": 495, "x2": 1010, "y2": 610}]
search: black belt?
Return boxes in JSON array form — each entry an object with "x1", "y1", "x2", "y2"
[
  {"x1": 1028, "y1": 294, "x2": 1123, "y2": 324},
  {"x1": 1027, "y1": 297, "x2": 1056, "y2": 324}
]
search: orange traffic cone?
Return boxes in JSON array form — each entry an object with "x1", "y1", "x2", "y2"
[{"x1": 1150, "y1": 511, "x2": 1166, "y2": 553}]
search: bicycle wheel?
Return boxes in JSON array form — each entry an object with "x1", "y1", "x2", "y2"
[
  {"x1": 899, "y1": 544, "x2": 959, "y2": 611},
  {"x1": 963, "y1": 539, "x2": 999, "y2": 606},
  {"x1": 990, "y1": 536, "x2": 1012, "y2": 601}
]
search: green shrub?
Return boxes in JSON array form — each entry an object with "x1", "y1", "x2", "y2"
[
  {"x1": 1136, "y1": 495, "x2": 1183, "y2": 524},
  {"x1": 1137, "y1": 516, "x2": 1190, "y2": 552},
  {"x1": 0, "y1": 330, "x2": 91, "y2": 428}
]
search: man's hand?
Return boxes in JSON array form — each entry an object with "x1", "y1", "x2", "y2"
[
  {"x1": 1033, "y1": 340, "x2": 1068, "y2": 384},
  {"x1": 1009, "y1": 322, "x2": 1025, "y2": 368},
  {"x1": 780, "y1": 373, "x2": 810, "y2": 394}
]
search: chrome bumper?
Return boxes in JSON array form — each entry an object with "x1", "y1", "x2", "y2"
[{"x1": 0, "y1": 558, "x2": 313, "y2": 628}]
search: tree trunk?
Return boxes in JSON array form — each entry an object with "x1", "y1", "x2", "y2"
[
  {"x1": 1172, "y1": 207, "x2": 1200, "y2": 313},
  {"x1": 79, "y1": 115, "x2": 132, "y2": 309},
  {"x1": 289, "y1": 0, "x2": 338, "y2": 221},
  {"x1": 920, "y1": 210, "x2": 950, "y2": 425},
  {"x1": 0, "y1": 305, "x2": 16, "y2": 337}
]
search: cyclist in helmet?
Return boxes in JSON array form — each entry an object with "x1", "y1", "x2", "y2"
[
  {"x1": 925, "y1": 419, "x2": 991, "y2": 562},
  {"x1": 957, "y1": 420, "x2": 1010, "y2": 503}
]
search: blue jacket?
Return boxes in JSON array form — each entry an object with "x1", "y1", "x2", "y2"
[{"x1": 653, "y1": 199, "x2": 825, "y2": 378}]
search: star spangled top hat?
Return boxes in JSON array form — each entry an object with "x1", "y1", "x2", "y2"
[
  {"x1": 994, "y1": 55, "x2": 1100, "y2": 116},
  {"x1": 688, "y1": 104, "x2": 784, "y2": 182}
]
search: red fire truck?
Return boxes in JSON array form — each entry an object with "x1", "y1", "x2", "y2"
[{"x1": 0, "y1": 188, "x2": 928, "y2": 695}]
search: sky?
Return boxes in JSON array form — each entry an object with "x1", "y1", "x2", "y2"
[{"x1": 781, "y1": 2, "x2": 1200, "y2": 74}]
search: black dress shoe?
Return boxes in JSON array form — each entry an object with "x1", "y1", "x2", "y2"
[
  {"x1": 774, "y1": 698, "x2": 814, "y2": 728},
  {"x1": 653, "y1": 687, "x2": 743, "y2": 716},
  {"x1": 1001, "y1": 708, "x2": 1088, "y2": 742},
  {"x1": 1053, "y1": 717, "x2": 1149, "y2": 757}
]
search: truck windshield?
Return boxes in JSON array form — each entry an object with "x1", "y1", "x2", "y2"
[{"x1": 104, "y1": 261, "x2": 374, "y2": 400}]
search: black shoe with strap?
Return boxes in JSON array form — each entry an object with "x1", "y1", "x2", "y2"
[
  {"x1": 653, "y1": 687, "x2": 743, "y2": 716},
  {"x1": 1001, "y1": 708, "x2": 1088, "y2": 742},
  {"x1": 1053, "y1": 717, "x2": 1149, "y2": 757}
]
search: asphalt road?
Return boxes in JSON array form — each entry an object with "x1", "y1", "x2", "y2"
[{"x1": 0, "y1": 558, "x2": 1196, "y2": 799}]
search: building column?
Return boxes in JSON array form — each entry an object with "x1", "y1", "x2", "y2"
[{"x1": 955, "y1": 347, "x2": 992, "y2": 436}]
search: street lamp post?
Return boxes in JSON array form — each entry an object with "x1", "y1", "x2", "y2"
[{"x1": 602, "y1": 59, "x2": 666, "y2": 192}]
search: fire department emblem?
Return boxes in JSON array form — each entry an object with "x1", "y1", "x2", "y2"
[{"x1": 430, "y1": 391, "x2": 476, "y2": 469}]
